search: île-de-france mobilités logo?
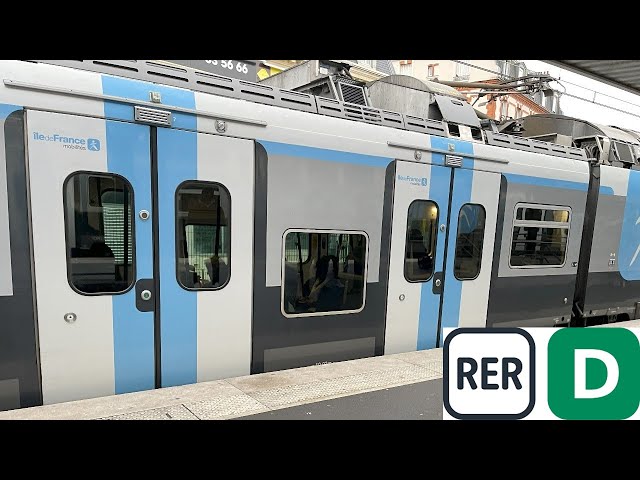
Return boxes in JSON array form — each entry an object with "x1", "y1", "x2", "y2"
[{"x1": 443, "y1": 327, "x2": 640, "y2": 420}]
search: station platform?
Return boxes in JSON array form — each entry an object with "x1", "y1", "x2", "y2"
[
  {"x1": 0, "y1": 348, "x2": 443, "y2": 420},
  {"x1": 2, "y1": 319, "x2": 638, "y2": 421}
]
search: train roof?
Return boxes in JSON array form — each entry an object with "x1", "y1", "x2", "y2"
[{"x1": 4, "y1": 60, "x2": 594, "y2": 164}]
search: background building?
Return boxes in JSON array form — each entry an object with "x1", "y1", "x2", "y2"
[
  {"x1": 391, "y1": 60, "x2": 562, "y2": 121},
  {"x1": 258, "y1": 60, "x2": 395, "y2": 82}
]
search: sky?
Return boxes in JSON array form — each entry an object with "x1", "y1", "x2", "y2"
[{"x1": 524, "y1": 60, "x2": 640, "y2": 131}]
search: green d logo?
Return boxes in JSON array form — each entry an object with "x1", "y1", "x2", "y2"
[{"x1": 548, "y1": 328, "x2": 640, "y2": 420}]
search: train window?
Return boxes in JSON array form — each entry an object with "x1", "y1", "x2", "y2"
[
  {"x1": 176, "y1": 181, "x2": 231, "y2": 290},
  {"x1": 510, "y1": 204, "x2": 571, "y2": 268},
  {"x1": 64, "y1": 172, "x2": 135, "y2": 294},
  {"x1": 453, "y1": 204, "x2": 486, "y2": 280},
  {"x1": 404, "y1": 200, "x2": 438, "y2": 282},
  {"x1": 281, "y1": 230, "x2": 368, "y2": 317}
]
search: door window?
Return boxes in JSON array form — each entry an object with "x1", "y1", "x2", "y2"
[
  {"x1": 64, "y1": 172, "x2": 135, "y2": 294},
  {"x1": 404, "y1": 200, "x2": 439, "y2": 282},
  {"x1": 176, "y1": 181, "x2": 231, "y2": 289}
]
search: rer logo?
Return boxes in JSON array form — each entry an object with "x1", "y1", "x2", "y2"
[
  {"x1": 444, "y1": 327, "x2": 640, "y2": 420},
  {"x1": 443, "y1": 328, "x2": 535, "y2": 420}
]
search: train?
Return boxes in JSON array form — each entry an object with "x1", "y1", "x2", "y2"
[{"x1": 0, "y1": 59, "x2": 638, "y2": 411}]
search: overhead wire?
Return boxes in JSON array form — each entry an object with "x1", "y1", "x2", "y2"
[{"x1": 450, "y1": 60, "x2": 640, "y2": 120}]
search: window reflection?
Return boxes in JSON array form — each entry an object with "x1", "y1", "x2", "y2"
[
  {"x1": 283, "y1": 231, "x2": 367, "y2": 316},
  {"x1": 176, "y1": 182, "x2": 231, "y2": 289},
  {"x1": 65, "y1": 173, "x2": 134, "y2": 294}
]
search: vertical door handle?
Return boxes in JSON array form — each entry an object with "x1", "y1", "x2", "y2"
[{"x1": 432, "y1": 272, "x2": 444, "y2": 294}]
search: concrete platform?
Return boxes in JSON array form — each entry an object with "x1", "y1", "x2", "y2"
[
  {"x1": 3, "y1": 319, "x2": 639, "y2": 421},
  {"x1": 0, "y1": 348, "x2": 443, "y2": 420},
  {"x1": 239, "y1": 378, "x2": 443, "y2": 420}
]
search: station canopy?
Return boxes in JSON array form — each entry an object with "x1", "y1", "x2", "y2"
[{"x1": 547, "y1": 60, "x2": 640, "y2": 97}]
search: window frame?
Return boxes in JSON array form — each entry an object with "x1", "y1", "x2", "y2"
[
  {"x1": 453, "y1": 203, "x2": 487, "y2": 281},
  {"x1": 62, "y1": 170, "x2": 137, "y2": 296},
  {"x1": 404, "y1": 199, "x2": 439, "y2": 283},
  {"x1": 174, "y1": 180, "x2": 232, "y2": 291},
  {"x1": 508, "y1": 202, "x2": 572, "y2": 269},
  {"x1": 280, "y1": 228, "x2": 369, "y2": 319}
]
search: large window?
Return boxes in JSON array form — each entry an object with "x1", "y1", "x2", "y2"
[
  {"x1": 453, "y1": 204, "x2": 486, "y2": 280},
  {"x1": 176, "y1": 181, "x2": 231, "y2": 290},
  {"x1": 282, "y1": 230, "x2": 367, "y2": 317},
  {"x1": 455, "y1": 61, "x2": 470, "y2": 80},
  {"x1": 510, "y1": 204, "x2": 571, "y2": 267},
  {"x1": 404, "y1": 200, "x2": 439, "y2": 282},
  {"x1": 64, "y1": 172, "x2": 134, "y2": 294},
  {"x1": 399, "y1": 60, "x2": 413, "y2": 76}
]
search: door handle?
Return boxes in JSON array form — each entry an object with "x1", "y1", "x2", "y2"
[
  {"x1": 432, "y1": 272, "x2": 444, "y2": 294},
  {"x1": 135, "y1": 279, "x2": 154, "y2": 312}
]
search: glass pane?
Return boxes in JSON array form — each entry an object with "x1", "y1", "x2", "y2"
[
  {"x1": 65, "y1": 173, "x2": 134, "y2": 294},
  {"x1": 176, "y1": 182, "x2": 231, "y2": 289},
  {"x1": 454, "y1": 204, "x2": 486, "y2": 280},
  {"x1": 543, "y1": 209, "x2": 570, "y2": 223},
  {"x1": 524, "y1": 208, "x2": 542, "y2": 221},
  {"x1": 285, "y1": 233, "x2": 309, "y2": 263},
  {"x1": 283, "y1": 231, "x2": 367, "y2": 316},
  {"x1": 404, "y1": 200, "x2": 438, "y2": 282},
  {"x1": 516, "y1": 207, "x2": 523, "y2": 220},
  {"x1": 510, "y1": 226, "x2": 568, "y2": 266}
]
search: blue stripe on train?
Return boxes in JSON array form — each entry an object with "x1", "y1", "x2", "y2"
[
  {"x1": 504, "y1": 173, "x2": 589, "y2": 191},
  {"x1": 258, "y1": 140, "x2": 392, "y2": 168},
  {"x1": 619, "y1": 170, "x2": 640, "y2": 281},
  {"x1": 157, "y1": 128, "x2": 198, "y2": 387},
  {"x1": 434, "y1": 137, "x2": 474, "y2": 347},
  {"x1": 0, "y1": 104, "x2": 21, "y2": 119},
  {"x1": 417, "y1": 137, "x2": 474, "y2": 349},
  {"x1": 102, "y1": 76, "x2": 198, "y2": 389},
  {"x1": 439, "y1": 168, "x2": 473, "y2": 342},
  {"x1": 416, "y1": 164, "x2": 451, "y2": 350},
  {"x1": 105, "y1": 121, "x2": 155, "y2": 394}
]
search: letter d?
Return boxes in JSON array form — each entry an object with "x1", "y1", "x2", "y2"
[{"x1": 574, "y1": 349, "x2": 619, "y2": 399}]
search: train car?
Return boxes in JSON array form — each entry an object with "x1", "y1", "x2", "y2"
[
  {"x1": 519, "y1": 114, "x2": 640, "y2": 326},
  {"x1": 0, "y1": 59, "x2": 614, "y2": 411}
]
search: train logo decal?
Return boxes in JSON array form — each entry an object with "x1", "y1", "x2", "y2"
[
  {"x1": 87, "y1": 138, "x2": 101, "y2": 151},
  {"x1": 32, "y1": 132, "x2": 101, "y2": 152},
  {"x1": 397, "y1": 174, "x2": 427, "y2": 187}
]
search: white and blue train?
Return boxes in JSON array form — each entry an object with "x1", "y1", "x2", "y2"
[{"x1": 0, "y1": 59, "x2": 638, "y2": 411}]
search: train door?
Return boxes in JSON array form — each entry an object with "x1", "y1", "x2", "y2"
[
  {"x1": 156, "y1": 128, "x2": 253, "y2": 388},
  {"x1": 384, "y1": 151, "x2": 500, "y2": 353},
  {"x1": 26, "y1": 110, "x2": 253, "y2": 405}
]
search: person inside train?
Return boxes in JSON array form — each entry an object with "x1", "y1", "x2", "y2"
[
  {"x1": 204, "y1": 255, "x2": 229, "y2": 287},
  {"x1": 408, "y1": 228, "x2": 433, "y2": 274},
  {"x1": 303, "y1": 255, "x2": 345, "y2": 312}
]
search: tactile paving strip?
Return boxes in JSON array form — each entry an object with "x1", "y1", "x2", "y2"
[
  {"x1": 184, "y1": 394, "x2": 269, "y2": 420},
  {"x1": 100, "y1": 404, "x2": 198, "y2": 420},
  {"x1": 248, "y1": 362, "x2": 441, "y2": 409}
]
